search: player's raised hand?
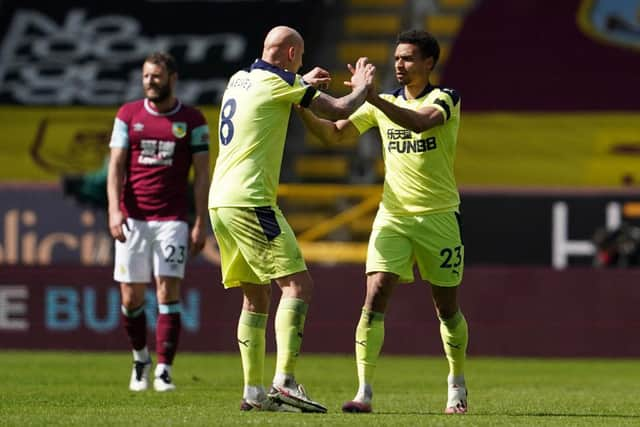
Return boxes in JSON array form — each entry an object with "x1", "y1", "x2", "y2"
[
  {"x1": 364, "y1": 65, "x2": 378, "y2": 101},
  {"x1": 302, "y1": 67, "x2": 331, "y2": 90},
  {"x1": 189, "y1": 222, "x2": 206, "y2": 257},
  {"x1": 109, "y1": 210, "x2": 127, "y2": 242},
  {"x1": 345, "y1": 57, "x2": 375, "y2": 91}
]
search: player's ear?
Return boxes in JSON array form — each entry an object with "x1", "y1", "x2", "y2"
[
  {"x1": 287, "y1": 46, "x2": 296, "y2": 62},
  {"x1": 425, "y1": 56, "x2": 434, "y2": 72}
]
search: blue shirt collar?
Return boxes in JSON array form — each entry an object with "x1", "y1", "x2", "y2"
[
  {"x1": 250, "y1": 58, "x2": 296, "y2": 86},
  {"x1": 399, "y1": 83, "x2": 435, "y2": 100}
]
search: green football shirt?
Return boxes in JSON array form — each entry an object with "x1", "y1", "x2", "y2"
[
  {"x1": 209, "y1": 59, "x2": 319, "y2": 208},
  {"x1": 350, "y1": 85, "x2": 461, "y2": 215}
]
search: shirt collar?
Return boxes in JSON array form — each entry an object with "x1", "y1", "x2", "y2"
[
  {"x1": 401, "y1": 83, "x2": 435, "y2": 100},
  {"x1": 144, "y1": 98, "x2": 182, "y2": 116},
  {"x1": 250, "y1": 58, "x2": 296, "y2": 86}
]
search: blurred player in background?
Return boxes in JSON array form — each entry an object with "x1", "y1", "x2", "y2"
[
  {"x1": 297, "y1": 29, "x2": 468, "y2": 414},
  {"x1": 208, "y1": 25, "x2": 375, "y2": 412},
  {"x1": 107, "y1": 52, "x2": 210, "y2": 392}
]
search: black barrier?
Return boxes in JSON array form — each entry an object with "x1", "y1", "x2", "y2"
[
  {"x1": 461, "y1": 191, "x2": 640, "y2": 267},
  {"x1": 0, "y1": 0, "x2": 329, "y2": 105}
]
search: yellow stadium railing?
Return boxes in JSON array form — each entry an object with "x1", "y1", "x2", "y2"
[{"x1": 278, "y1": 184, "x2": 382, "y2": 263}]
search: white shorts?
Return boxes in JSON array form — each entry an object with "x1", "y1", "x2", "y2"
[{"x1": 113, "y1": 218, "x2": 189, "y2": 283}]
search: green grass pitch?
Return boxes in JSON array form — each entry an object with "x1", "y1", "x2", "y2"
[{"x1": 1, "y1": 351, "x2": 639, "y2": 426}]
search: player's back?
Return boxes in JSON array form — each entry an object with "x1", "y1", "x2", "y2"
[{"x1": 210, "y1": 59, "x2": 311, "y2": 208}]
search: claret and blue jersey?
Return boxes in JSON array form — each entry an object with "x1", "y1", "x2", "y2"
[{"x1": 109, "y1": 98, "x2": 209, "y2": 221}]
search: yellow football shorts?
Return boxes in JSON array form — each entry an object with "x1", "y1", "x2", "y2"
[
  {"x1": 209, "y1": 206, "x2": 307, "y2": 288},
  {"x1": 366, "y1": 208, "x2": 464, "y2": 286}
]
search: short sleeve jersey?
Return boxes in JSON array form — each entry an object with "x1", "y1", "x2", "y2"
[
  {"x1": 109, "y1": 98, "x2": 210, "y2": 221},
  {"x1": 350, "y1": 85, "x2": 461, "y2": 215},
  {"x1": 209, "y1": 59, "x2": 319, "y2": 208}
]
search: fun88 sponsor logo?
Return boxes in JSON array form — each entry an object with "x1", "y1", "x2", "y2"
[{"x1": 387, "y1": 133, "x2": 437, "y2": 154}]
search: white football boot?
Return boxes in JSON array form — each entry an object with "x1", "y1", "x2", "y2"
[
  {"x1": 268, "y1": 381, "x2": 327, "y2": 413},
  {"x1": 445, "y1": 382, "x2": 468, "y2": 414},
  {"x1": 129, "y1": 360, "x2": 151, "y2": 391},
  {"x1": 153, "y1": 365, "x2": 176, "y2": 392}
]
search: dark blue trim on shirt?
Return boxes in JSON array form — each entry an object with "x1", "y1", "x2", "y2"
[
  {"x1": 434, "y1": 99, "x2": 451, "y2": 120},
  {"x1": 384, "y1": 84, "x2": 436, "y2": 100},
  {"x1": 384, "y1": 87, "x2": 404, "y2": 98},
  {"x1": 413, "y1": 83, "x2": 435, "y2": 100},
  {"x1": 440, "y1": 87, "x2": 460, "y2": 106},
  {"x1": 250, "y1": 58, "x2": 296, "y2": 86},
  {"x1": 299, "y1": 86, "x2": 317, "y2": 108}
]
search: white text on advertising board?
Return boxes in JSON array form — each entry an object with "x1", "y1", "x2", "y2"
[{"x1": 0, "y1": 9, "x2": 246, "y2": 104}]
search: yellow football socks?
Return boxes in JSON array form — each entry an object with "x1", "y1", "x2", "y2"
[
  {"x1": 439, "y1": 310, "x2": 468, "y2": 377},
  {"x1": 237, "y1": 310, "x2": 268, "y2": 387},
  {"x1": 274, "y1": 298, "x2": 308, "y2": 376},
  {"x1": 355, "y1": 308, "x2": 385, "y2": 386}
]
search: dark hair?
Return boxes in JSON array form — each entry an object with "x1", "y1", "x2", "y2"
[
  {"x1": 144, "y1": 52, "x2": 178, "y2": 75},
  {"x1": 397, "y1": 30, "x2": 440, "y2": 67}
]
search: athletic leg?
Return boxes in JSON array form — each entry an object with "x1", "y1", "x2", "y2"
[
  {"x1": 431, "y1": 284, "x2": 468, "y2": 414},
  {"x1": 153, "y1": 275, "x2": 182, "y2": 391},
  {"x1": 268, "y1": 271, "x2": 326, "y2": 413},
  {"x1": 343, "y1": 271, "x2": 398, "y2": 413},
  {"x1": 114, "y1": 218, "x2": 153, "y2": 391},
  {"x1": 238, "y1": 282, "x2": 271, "y2": 407},
  {"x1": 121, "y1": 282, "x2": 151, "y2": 391}
]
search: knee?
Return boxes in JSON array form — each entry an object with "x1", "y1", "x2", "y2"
[
  {"x1": 367, "y1": 276, "x2": 392, "y2": 300},
  {"x1": 156, "y1": 288, "x2": 168, "y2": 304},
  {"x1": 243, "y1": 286, "x2": 271, "y2": 312},
  {"x1": 435, "y1": 300, "x2": 459, "y2": 320},
  {"x1": 365, "y1": 275, "x2": 395, "y2": 312},
  {"x1": 156, "y1": 278, "x2": 181, "y2": 304},
  {"x1": 120, "y1": 285, "x2": 145, "y2": 309},
  {"x1": 261, "y1": 285, "x2": 273, "y2": 303},
  {"x1": 278, "y1": 272, "x2": 313, "y2": 303},
  {"x1": 296, "y1": 279, "x2": 313, "y2": 302},
  {"x1": 432, "y1": 285, "x2": 459, "y2": 319},
  {"x1": 285, "y1": 281, "x2": 312, "y2": 304},
  {"x1": 121, "y1": 294, "x2": 143, "y2": 310}
]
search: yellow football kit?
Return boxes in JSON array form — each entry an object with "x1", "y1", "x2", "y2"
[
  {"x1": 209, "y1": 59, "x2": 319, "y2": 287},
  {"x1": 350, "y1": 85, "x2": 463, "y2": 285}
]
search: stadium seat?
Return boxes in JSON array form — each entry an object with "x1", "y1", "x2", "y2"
[
  {"x1": 344, "y1": 14, "x2": 401, "y2": 36},
  {"x1": 294, "y1": 155, "x2": 350, "y2": 181},
  {"x1": 425, "y1": 14, "x2": 463, "y2": 36},
  {"x1": 337, "y1": 42, "x2": 390, "y2": 65}
]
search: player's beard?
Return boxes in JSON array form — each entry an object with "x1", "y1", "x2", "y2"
[
  {"x1": 396, "y1": 70, "x2": 410, "y2": 86},
  {"x1": 145, "y1": 82, "x2": 171, "y2": 103}
]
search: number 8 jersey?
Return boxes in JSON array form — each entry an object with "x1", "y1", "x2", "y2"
[{"x1": 209, "y1": 59, "x2": 319, "y2": 208}]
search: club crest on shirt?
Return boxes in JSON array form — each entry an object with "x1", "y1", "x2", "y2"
[
  {"x1": 577, "y1": 0, "x2": 640, "y2": 50},
  {"x1": 172, "y1": 122, "x2": 187, "y2": 138}
]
